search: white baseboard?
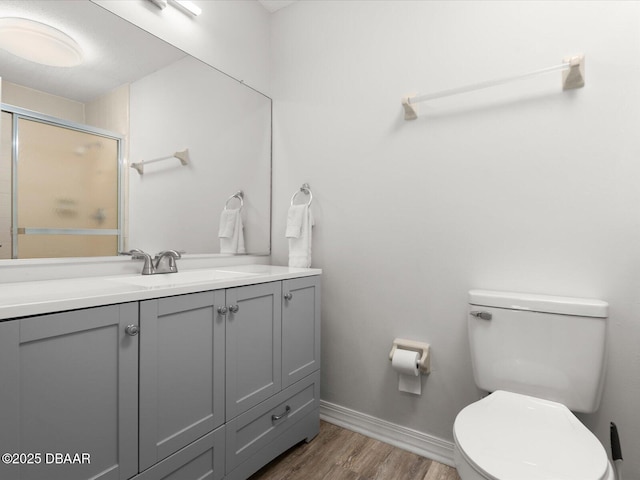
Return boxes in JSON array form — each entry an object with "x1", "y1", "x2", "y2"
[{"x1": 319, "y1": 400, "x2": 456, "y2": 468}]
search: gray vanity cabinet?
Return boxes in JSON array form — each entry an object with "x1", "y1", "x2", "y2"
[
  {"x1": 0, "y1": 274, "x2": 320, "y2": 480},
  {"x1": 225, "y1": 282, "x2": 282, "y2": 420},
  {"x1": 138, "y1": 291, "x2": 226, "y2": 472},
  {"x1": 0, "y1": 304, "x2": 139, "y2": 480},
  {"x1": 224, "y1": 276, "x2": 321, "y2": 479}
]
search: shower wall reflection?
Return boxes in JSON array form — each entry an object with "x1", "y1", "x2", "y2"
[
  {"x1": 2, "y1": 110, "x2": 121, "y2": 259},
  {"x1": 0, "y1": 112, "x2": 10, "y2": 259}
]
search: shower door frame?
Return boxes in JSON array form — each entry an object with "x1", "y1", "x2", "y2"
[{"x1": 2, "y1": 103, "x2": 124, "y2": 259}]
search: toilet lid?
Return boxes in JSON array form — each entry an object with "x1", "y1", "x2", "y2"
[{"x1": 453, "y1": 391, "x2": 609, "y2": 480}]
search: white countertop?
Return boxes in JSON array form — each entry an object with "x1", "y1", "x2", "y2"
[{"x1": 0, "y1": 264, "x2": 321, "y2": 320}]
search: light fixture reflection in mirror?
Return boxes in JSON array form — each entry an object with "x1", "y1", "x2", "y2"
[{"x1": 0, "y1": 17, "x2": 83, "y2": 67}]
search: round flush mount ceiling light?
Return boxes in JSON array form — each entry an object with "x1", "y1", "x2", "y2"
[{"x1": 0, "y1": 17, "x2": 83, "y2": 67}]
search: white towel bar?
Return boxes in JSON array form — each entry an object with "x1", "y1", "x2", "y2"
[
  {"x1": 130, "y1": 148, "x2": 190, "y2": 174},
  {"x1": 402, "y1": 55, "x2": 585, "y2": 120}
]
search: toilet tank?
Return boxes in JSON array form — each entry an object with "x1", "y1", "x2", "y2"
[{"x1": 468, "y1": 290, "x2": 608, "y2": 413}]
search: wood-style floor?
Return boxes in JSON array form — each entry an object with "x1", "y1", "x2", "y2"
[{"x1": 249, "y1": 421, "x2": 461, "y2": 480}]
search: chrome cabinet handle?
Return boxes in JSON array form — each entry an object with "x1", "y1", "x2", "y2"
[
  {"x1": 125, "y1": 324, "x2": 139, "y2": 336},
  {"x1": 284, "y1": 292, "x2": 293, "y2": 301},
  {"x1": 470, "y1": 311, "x2": 492, "y2": 320},
  {"x1": 229, "y1": 305, "x2": 239, "y2": 313},
  {"x1": 217, "y1": 306, "x2": 228, "y2": 315},
  {"x1": 271, "y1": 405, "x2": 291, "y2": 423}
]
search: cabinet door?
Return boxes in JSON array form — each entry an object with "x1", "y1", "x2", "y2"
[
  {"x1": 139, "y1": 291, "x2": 225, "y2": 471},
  {"x1": 0, "y1": 320, "x2": 19, "y2": 480},
  {"x1": 226, "y1": 282, "x2": 282, "y2": 419},
  {"x1": 0, "y1": 304, "x2": 138, "y2": 480},
  {"x1": 282, "y1": 276, "x2": 321, "y2": 388}
]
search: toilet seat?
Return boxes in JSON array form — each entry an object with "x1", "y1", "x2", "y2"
[{"x1": 453, "y1": 390, "x2": 610, "y2": 480}]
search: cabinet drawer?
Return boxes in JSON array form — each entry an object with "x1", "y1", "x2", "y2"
[
  {"x1": 225, "y1": 370, "x2": 320, "y2": 473},
  {"x1": 135, "y1": 426, "x2": 225, "y2": 480}
]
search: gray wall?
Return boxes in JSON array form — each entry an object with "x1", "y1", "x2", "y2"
[
  {"x1": 91, "y1": 0, "x2": 640, "y2": 477},
  {"x1": 269, "y1": 1, "x2": 640, "y2": 477}
]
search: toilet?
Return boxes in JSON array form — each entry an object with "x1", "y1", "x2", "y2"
[{"x1": 453, "y1": 290, "x2": 615, "y2": 480}]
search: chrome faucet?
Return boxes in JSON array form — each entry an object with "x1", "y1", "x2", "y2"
[
  {"x1": 121, "y1": 249, "x2": 155, "y2": 275},
  {"x1": 121, "y1": 249, "x2": 181, "y2": 275},
  {"x1": 153, "y1": 250, "x2": 182, "y2": 274}
]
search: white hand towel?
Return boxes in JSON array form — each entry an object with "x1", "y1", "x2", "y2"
[
  {"x1": 218, "y1": 209, "x2": 236, "y2": 238},
  {"x1": 285, "y1": 204, "x2": 306, "y2": 238},
  {"x1": 288, "y1": 204, "x2": 314, "y2": 268},
  {"x1": 219, "y1": 208, "x2": 246, "y2": 254}
]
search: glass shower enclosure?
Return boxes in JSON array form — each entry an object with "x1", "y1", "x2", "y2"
[{"x1": 1, "y1": 106, "x2": 122, "y2": 259}]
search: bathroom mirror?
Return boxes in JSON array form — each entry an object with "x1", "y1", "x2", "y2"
[{"x1": 0, "y1": 0, "x2": 271, "y2": 260}]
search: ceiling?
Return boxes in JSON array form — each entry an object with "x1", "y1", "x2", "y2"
[
  {"x1": 0, "y1": 1, "x2": 186, "y2": 103},
  {"x1": 257, "y1": 0, "x2": 298, "y2": 13}
]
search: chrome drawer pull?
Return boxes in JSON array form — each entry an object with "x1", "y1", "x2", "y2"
[
  {"x1": 470, "y1": 311, "x2": 492, "y2": 320},
  {"x1": 271, "y1": 405, "x2": 291, "y2": 423},
  {"x1": 229, "y1": 304, "x2": 239, "y2": 314}
]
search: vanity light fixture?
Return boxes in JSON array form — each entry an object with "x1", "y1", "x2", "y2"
[
  {"x1": 148, "y1": 0, "x2": 168, "y2": 9},
  {"x1": 173, "y1": 1, "x2": 202, "y2": 16},
  {"x1": 0, "y1": 17, "x2": 83, "y2": 67},
  {"x1": 147, "y1": 0, "x2": 201, "y2": 16}
]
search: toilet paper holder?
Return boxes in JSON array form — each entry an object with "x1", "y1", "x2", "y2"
[{"x1": 389, "y1": 338, "x2": 431, "y2": 374}]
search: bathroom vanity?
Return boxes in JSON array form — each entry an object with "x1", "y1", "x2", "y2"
[{"x1": 0, "y1": 265, "x2": 321, "y2": 480}]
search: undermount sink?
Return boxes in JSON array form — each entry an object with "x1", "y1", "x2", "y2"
[{"x1": 110, "y1": 269, "x2": 257, "y2": 287}]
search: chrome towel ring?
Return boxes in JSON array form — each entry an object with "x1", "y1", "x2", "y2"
[
  {"x1": 290, "y1": 183, "x2": 313, "y2": 206},
  {"x1": 224, "y1": 190, "x2": 244, "y2": 210}
]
